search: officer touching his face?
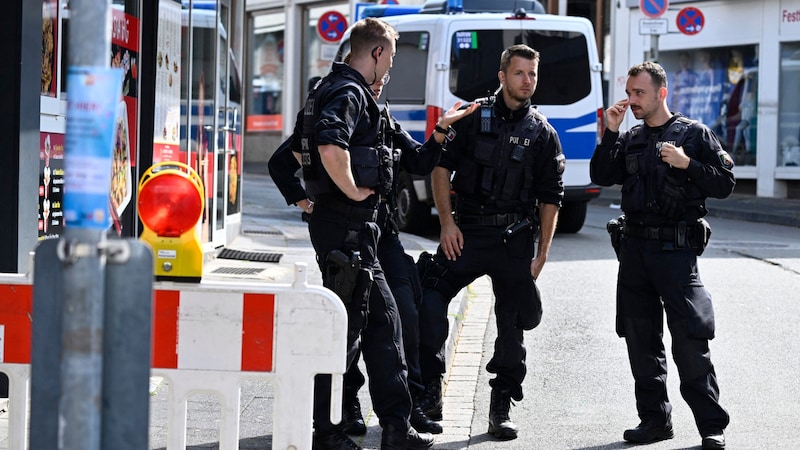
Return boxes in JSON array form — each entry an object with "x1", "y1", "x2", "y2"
[{"x1": 590, "y1": 61, "x2": 734, "y2": 450}]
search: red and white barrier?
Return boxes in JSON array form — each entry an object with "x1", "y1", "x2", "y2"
[
  {"x1": 0, "y1": 263, "x2": 348, "y2": 450},
  {"x1": 0, "y1": 274, "x2": 33, "y2": 450}
]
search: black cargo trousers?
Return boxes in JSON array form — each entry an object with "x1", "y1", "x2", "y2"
[
  {"x1": 616, "y1": 235, "x2": 730, "y2": 436},
  {"x1": 344, "y1": 204, "x2": 426, "y2": 399},
  {"x1": 418, "y1": 222, "x2": 541, "y2": 401},
  {"x1": 308, "y1": 199, "x2": 413, "y2": 434}
]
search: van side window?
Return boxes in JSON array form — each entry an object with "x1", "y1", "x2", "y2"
[
  {"x1": 449, "y1": 29, "x2": 591, "y2": 104},
  {"x1": 384, "y1": 31, "x2": 429, "y2": 105}
]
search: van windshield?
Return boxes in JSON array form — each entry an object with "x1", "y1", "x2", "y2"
[{"x1": 450, "y1": 29, "x2": 592, "y2": 104}]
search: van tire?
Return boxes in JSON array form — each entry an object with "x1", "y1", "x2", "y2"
[
  {"x1": 395, "y1": 171, "x2": 430, "y2": 233},
  {"x1": 557, "y1": 201, "x2": 587, "y2": 234}
]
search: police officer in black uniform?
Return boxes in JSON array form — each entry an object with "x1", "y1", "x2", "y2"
[
  {"x1": 590, "y1": 61, "x2": 734, "y2": 450},
  {"x1": 416, "y1": 44, "x2": 564, "y2": 441},
  {"x1": 269, "y1": 73, "x2": 475, "y2": 439},
  {"x1": 297, "y1": 18, "x2": 434, "y2": 450}
]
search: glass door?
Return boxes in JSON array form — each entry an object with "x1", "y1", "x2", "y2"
[{"x1": 180, "y1": 0, "x2": 240, "y2": 247}]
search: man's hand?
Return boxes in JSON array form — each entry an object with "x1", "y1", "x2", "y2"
[
  {"x1": 658, "y1": 143, "x2": 691, "y2": 169},
  {"x1": 439, "y1": 101, "x2": 479, "y2": 128},
  {"x1": 439, "y1": 221, "x2": 463, "y2": 261},
  {"x1": 605, "y1": 99, "x2": 629, "y2": 133}
]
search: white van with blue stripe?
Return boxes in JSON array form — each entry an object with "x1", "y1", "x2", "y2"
[{"x1": 341, "y1": 0, "x2": 603, "y2": 233}]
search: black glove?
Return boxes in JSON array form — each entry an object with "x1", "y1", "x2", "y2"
[{"x1": 658, "y1": 175, "x2": 687, "y2": 219}]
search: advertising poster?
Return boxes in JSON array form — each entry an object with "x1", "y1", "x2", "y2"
[
  {"x1": 110, "y1": 8, "x2": 140, "y2": 225},
  {"x1": 41, "y1": 0, "x2": 59, "y2": 97},
  {"x1": 39, "y1": 132, "x2": 65, "y2": 239},
  {"x1": 153, "y1": 0, "x2": 182, "y2": 163},
  {"x1": 663, "y1": 45, "x2": 758, "y2": 166}
]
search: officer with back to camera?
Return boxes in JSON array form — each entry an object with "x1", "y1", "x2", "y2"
[
  {"x1": 296, "y1": 17, "x2": 435, "y2": 450},
  {"x1": 590, "y1": 61, "x2": 734, "y2": 450},
  {"x1": 416, "y1": 44, "x2": 564, "y2": 441},
  {"x1": 268, "y1": 71, "x2": 476, "y2": 439}
]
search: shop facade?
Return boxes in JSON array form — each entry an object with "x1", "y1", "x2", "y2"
[{"x1": 610, "y1": 0, "x2": 800, "y2": 198}]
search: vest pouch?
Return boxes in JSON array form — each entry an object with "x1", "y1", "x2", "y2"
[
  {"x1": 499, "y1": 165, "x2": 524, "y2": 202},
  {"x1": 473, "y1": 137, "x2": 496, "y2": 165},
  {"x1": 621, "y1": 153, "x2": 645, "y2": 213},
  {"x1": 349, "y1": 145, "x2": 380, "y2": 189},
  {"x1": 451, "y1": 160, "x2": 478, "y2": 194}
]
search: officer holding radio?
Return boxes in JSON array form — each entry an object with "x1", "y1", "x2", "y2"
[
  {"x1": 416, "y1": 44, "x2": 564, "y2": 441},
  {"x1": 590, "y1": 61, "x2": 734, "y2": 450}
]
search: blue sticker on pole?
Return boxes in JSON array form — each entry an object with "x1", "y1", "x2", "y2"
[
  {"x1": 640, "y1": 0, "x2": 669, "y2": 19},
  {"x1": 63, "y1": 67, "x2": 124, "y2": 230}
]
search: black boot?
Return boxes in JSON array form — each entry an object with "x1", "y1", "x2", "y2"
[
  {"x1": 410, "y1": 404, "x2": 443, "y2": 434},
  {"x1": 488, "y1": 389, "x2": 518, "y2": 440},
  {"x1": 341, "y1": 395, "x2": 367, "y2": 435},
  {"x1": 380, "y1": 423, "x2": 434, "y2": 450},
  {"x1": 622, "y1": 422, "x2": 674, "y2": 444},
  {"x1": 416, "y1": 378, "x2": 443, "y2": 421},
  {"x1": 312, "y1": 428, "x2": 362, "y2": 450}
]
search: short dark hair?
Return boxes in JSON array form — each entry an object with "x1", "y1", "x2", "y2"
[
  {"x1": 628, "y1": 61, "x2": 668, "y2": 89},
  {"x1": 349, "y1": 18, "x2": 399, "y2": 59},
  {"x1": 499, "y1": 44, "x2": 540, "y2": 72}
]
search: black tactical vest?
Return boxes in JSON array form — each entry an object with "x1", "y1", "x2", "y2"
[
  {"x1": 451, "y1": 102, "x2": 546, "y2": 212},
  {"x1": 621, "y1": 115, "x2": 706, "y2": 220},
  {"x1": 300, "y1": 66, "x2": 389, "y2": 198}
]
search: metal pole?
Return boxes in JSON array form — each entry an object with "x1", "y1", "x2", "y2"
[{"x1": 60, "y1": 0, "x2": 112, "y2": 448}]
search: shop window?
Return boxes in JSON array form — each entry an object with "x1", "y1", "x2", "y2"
[
  {"x1": 779, "y1": 42, "x2": 800, "y2": 167},
  {"x1": 660, "y1": 45, "x2": 758, "y2": 166},
  {"x1": 247, "y1": 11, "x2": 284, "y2": 132}
]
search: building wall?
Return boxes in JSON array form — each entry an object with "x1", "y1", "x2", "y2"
[{"x1": 611, "y1": 0, "x2": 800, "y2": 198}]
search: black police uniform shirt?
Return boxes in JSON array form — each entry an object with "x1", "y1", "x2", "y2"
[
  {"x1": 300, "y1": 62, "x2": 383, "y2": 199},
  {"x1": 438, "y1": 94, "x2": 565, "y2": 215},
  {"x1": 590, "y1": 113, "x2": 735, "y2": 225}
]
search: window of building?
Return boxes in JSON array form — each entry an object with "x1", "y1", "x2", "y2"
[
  {"x1": 779, "y1": 42, "x2": 800, "y2": 167},
  {"x1": 660, "y1": 45, "x2": 758, "y2": 166},
  {"x1": 247, "y1": 10, "x2": 284, "y2": 132}
]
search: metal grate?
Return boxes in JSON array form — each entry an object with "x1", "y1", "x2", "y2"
[
  {"x1": 211, "y1": 267, "x2": 265, "y2": 275},
  {"x1": 243, "y1": 229, "x2": 282, "y2": 235},
  {"x1": 217, "y1": 248, "x2": 283, "y2": 263}
]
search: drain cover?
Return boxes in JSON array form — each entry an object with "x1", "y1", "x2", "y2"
[
  {"x1": 211, "y1": 267, "x2": 265, "y2": 275},
  {"x1": 217, "y1": 248, "x2": 283, "y2": 263}
]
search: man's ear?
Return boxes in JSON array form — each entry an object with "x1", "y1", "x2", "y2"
[{"x1": 659, "y1": 86, "x2": 668, "y2": 101}]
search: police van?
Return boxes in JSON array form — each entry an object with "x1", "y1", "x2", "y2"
[{"x1": 338, "y1": 0, "x2": 603, "y2": 233}]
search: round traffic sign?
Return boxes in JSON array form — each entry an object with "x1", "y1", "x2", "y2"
[
  {"x1": 676, "y1": 6, "x2": 704, "y2": 35},
  {"x1": 640, "y1": 0, "x2": 669, "y2": 19},
  {"x1": 317, "y1": 11, "x2": 348, "y2": 43}
]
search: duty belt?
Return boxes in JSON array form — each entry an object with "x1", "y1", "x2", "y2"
[
  {"x1": 455, "y1": 212, "x2": 522, "y2": 226},
  {"x1": 623, "y1": 222, "x2": 695, "y2": 248},
  {"x1": 315, "y1": 195, "x2": 378, "y2": 222}
]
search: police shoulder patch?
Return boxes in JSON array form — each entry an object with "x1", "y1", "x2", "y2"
[
  {"x1": 555, "y1": 153, "x2": 566, "y2": 174},
  {"x1": 717, "y1": 150, "x2": 734, "y2": 169}
]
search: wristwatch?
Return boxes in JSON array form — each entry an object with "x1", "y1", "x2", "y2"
[{"x1": 434, "y1": 123, "x2": 456, "y2": 142}]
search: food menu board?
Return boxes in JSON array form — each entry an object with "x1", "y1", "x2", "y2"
[
  {"x1": 41, "y1": 0, "x2": 58, "y2": 97},
  {"x1": 39, "y1": 132, "x2": 65, "y2": 239},
  {"x1": 153, "y1": 0, "x2": 182, "y2": 163},
  {"x1": 110, "y1": 8, "x2": 140, "y2": 222}
]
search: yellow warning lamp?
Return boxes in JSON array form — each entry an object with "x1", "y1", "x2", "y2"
[{"x1": 137, "y1": 161, "x2": 204, "y2": 282}]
